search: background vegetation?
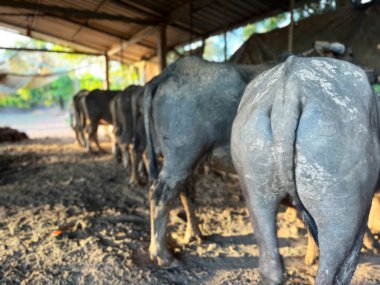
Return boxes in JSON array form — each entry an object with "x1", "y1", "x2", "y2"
[{"x1": 0, "y1": 39, "x2": 140, "y2": 109}]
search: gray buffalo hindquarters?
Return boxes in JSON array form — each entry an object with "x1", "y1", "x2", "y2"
[
  {"x1": 81, "y1": 89, "x2": 119, "y2": 152},
  {"x1": 144, "y1": 56, "x2": 264, "y2": 267},
  {"x1": 110, "y1": 85, "x2": 147, "y2": 185},
  {"x1": 231, "y1": 56, "x2": 380, "y2": 285}
]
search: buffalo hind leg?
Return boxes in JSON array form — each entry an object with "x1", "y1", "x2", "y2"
[
  {"x1": 334, "y1": 226, "x2": 365, "y2": 284},
  {"x1": 87, "y1": 123, "x2": 99, "y2": 153},
  {"x1": 114, "y1": 144, "x2": 122, "y2": 163},
  {"x1": 179, "y1": 182, "x2": 202, "y2": 244},
  {"x1": 129, "y1": 144, "x2": 142, "y2": 186},
  {"x1": 75, "y1": 128, "x2": 85, "y2": 147},
  {"x1": 84, "y1": 127, "x2": 94, "y2": 153},
  {"x1": 244, "y1": 180, "x2": 284, "y2": 285},
  {"x1": 93, "y1": 126, "x2": 107, "y2": 153},
  {"x1": 315, "y1": 214, "x2": 366, "y2": 285},
  {"x1": 119, "y1": 143, "x2": 130, "y2": 174},
  {"x1": 304, "y1": 223, "x2": 376, "y2": 267},
  {"x1": 142, "y1": 152, "x2": 149, "y2": 175},
  {"x1": 149, "y1": 176, "x2": 184, "y2": 267}
]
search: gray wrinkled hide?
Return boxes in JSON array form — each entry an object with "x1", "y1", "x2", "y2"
[
  {"x1": 231, "y1": 56, "x2": 380, "y2": 285},
  {"x1": 144, "y1": 56, "x2": 271, "y2": 266}
]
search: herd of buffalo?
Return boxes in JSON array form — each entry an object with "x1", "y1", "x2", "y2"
[{"x1": 69, "y1": 50, "x2": 380, "y2": 284}]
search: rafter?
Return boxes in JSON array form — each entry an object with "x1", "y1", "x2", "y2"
[
  {"x1": 0, "y1": 46, "x2": 102, "y2": 56},
  {"x1": 115, "y1": 0, "x2": 204, "y2": 36},
  {"x1": 45, "y1": 14, "x2": 156, "y2": 51},
  {"x1": 107, "y1": 26, "x2": 156, "y2": 56},
  {"x1": 0, "y1": 19, "x2": 102, "y2": 53},
  {"x1": 169, "y1": 0, "x2": 217, "y2": 23},
  {"x1": 71, "y1": 0, "x2": 109, "y2": 41},
  {"x1": 0, "y1": 13, "x2": 156, "y2": 51},
  {"x1": 0, "y1": 0, "x2": 157, "y2": 25},
  {"x1": 0, "y1": 20, "x2": 150, "y2": 64}
]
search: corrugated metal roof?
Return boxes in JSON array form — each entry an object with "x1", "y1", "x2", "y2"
[{"x1": 0, "y1": 0, "x2": 313, "y2": 64}]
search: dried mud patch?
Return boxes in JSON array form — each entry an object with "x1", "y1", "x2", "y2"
[{"x1": 0, "y1": 138, "x2": 380, "y2": 284}]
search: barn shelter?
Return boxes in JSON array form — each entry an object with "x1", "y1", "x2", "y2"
[
  {"x1": 230, "y1": 0, "x2": 380, "y2": 78},
  {"x1": 0, "y1": 0, "x2": 315, "y2": 74}
]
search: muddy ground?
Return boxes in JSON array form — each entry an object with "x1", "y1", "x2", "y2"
[{"x1": 1, "y1": 138, "x2": 380, "y2": 285}]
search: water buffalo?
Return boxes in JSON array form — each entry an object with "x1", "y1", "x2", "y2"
[
  {"x1": 81, "y1": 89, "x2": 120, "y2": 152},
  {"x1": 231, "y1": 56, "x2": 380, "y2": 284},
  {"x1": 144, "y1": 56, "x2": 272, "y2": 267},
  {"x1": 70, "y1": 89, "x2": 89, "y2": 147},
  {"x1": 111, "y1": 85, "x2": 147, "y2": 185}
]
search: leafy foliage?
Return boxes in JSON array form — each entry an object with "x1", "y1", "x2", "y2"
[
  {"x1": 0, "y1": 75, "x2": 74, "y2": 108},
  {"x1": 0, "y1": 37, "x2": 142, "y2": 108},
  {"x1": 373, "y1": 84, "x2": 380, "y2": 94}
]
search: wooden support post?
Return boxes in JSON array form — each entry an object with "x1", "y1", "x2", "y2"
[
  {"x1": 157, "y1": 22, "x2": 167, "y2": 72},
  {"x1": 288, "y1": 0, "x2": 295, "y2": 52},
  {"x1": 189, "y1": 0, "x2": 193, "y2": 52},
  {"x1": 336, "y1": 0, "x2": 349, "y2": 9},
  {"x1": 223, "y1": 0, "x2": 228, "y2": 61},
  {"x1": 104, "y1": 53, "x2": 110, "y2": 90}
]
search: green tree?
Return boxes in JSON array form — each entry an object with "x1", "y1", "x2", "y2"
[{"x1": 77, "y1": 72, "x2": 103, "y2": 91}]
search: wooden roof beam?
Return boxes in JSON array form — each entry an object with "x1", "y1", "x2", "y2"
[
  {"x1": 111, "y1": 0, "x2": 161, "y2": 17},
  {"x1": 0, "y1": 19, "x2": 103, "y2": 53},
  {"x1": 107, "y1": 26, "x2": 156, "y2": 56},
  {"x1": 164, "y1": 0, "x2": 216, "y2": 36},
  {"x1": 71, "y1": 0, "x2": 108, "y2": 41},
  {"x1": 0, "y1": 14, "x2": 156, "y2": 56},
  {"x1": 0, "y1": 46, "x2": 102, "y2": 56},
  {"x1": 168, "y1": 0, "x2": 217, "y2": 22},
  {"x1": 39, "y1": 14, "x2": 156, "y2": 51},
  {"x1": 0, "y1": 20, "x2": 148, "y2": 63},
  {"x1": 0, "y1": 0, "x2": 157, "y2": 25},
  {"x1": 112, "y1": 0, "x2": 204, "y2": 36}
]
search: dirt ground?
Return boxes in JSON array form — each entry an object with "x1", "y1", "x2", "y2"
[{"x1": 1, "y1": 138, "x2": 380, "y2": 285}]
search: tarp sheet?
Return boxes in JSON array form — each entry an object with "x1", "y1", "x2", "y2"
[
  {"x1": 230, "y1": 3, "x2": 380, "y2": 76},
  {"x1": 0, "y1": 72, "x2": 60, "y2": 94}
]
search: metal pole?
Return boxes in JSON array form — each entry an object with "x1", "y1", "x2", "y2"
[{"x1": 288, "y1": 0, "x2": 295, "y2": 52}]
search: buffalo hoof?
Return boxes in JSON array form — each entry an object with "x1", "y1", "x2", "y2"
[
  {"x1": 128, "y1": 178, "x2": 139, "y2": 188},
  {"x1": 150, "y1": 250, "x2": 179, "y2": 268},
  {"x1": 114, "y1": 153, "x2": 122, "y2": 163},
  {"x1": 261, "y1": 276, "x2": 284, "y2": 285},
  {"x1": 182, "y1": 227, "x2": 203, "y2": 245},
  {"x1": 260, "y1": 257, "x2": 284, "y2": 285}
]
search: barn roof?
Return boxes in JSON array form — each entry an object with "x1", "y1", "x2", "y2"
[{"x1": 0, "y1": 0, "x2": 313, "y2": 65}]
